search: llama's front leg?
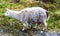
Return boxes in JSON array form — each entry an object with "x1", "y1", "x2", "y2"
[
  {"x1": 22, "y1": 23, "x2": 28, "y2": 31},
  {"x1": 33, "y1": 24, "x2": 38, "y2": 28}
]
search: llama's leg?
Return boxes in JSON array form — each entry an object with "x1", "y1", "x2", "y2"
[
  {"x1": 33, "y1": 23, "x2": 38, "y2": 28},
  {"x1": 43, "y1": 22, "x2": 47, "y2": 30},
  {"x1": 42, "y1": 20, "x2": 47, "y2": 31},
  {"x1": 22, "y1": 22, "x2": 28, "y2": 31},
  {"x1": 40, "y1": 20, "x2": 47, "y2": 33}
]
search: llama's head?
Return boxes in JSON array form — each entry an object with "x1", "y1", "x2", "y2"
[{"x1": 4, "y1": 8, "x2": 12, "y2": 17}]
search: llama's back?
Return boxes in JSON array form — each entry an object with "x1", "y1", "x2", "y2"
[
  {"x1": 19, "y1": 7, "x2": 46, "y2": 13},
  {"x1": 18, "y1": 7, "x2": 47, "y2": 24}
]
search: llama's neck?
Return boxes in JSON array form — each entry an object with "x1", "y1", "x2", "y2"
[{"x1": 10, "y1": 12, "x2": 20, "y2": 21}]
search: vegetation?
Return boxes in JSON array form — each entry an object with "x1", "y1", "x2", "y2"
[{"x1": 0, "y1": 0, "x2": 60, "y2": 34}]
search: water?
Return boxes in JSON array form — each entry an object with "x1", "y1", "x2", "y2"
[{"x1": 0, "y1": 29, "x2": 59, "y2": 36}]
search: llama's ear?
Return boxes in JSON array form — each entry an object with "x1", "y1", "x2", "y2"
[
  {"x1": 6, "y1": 8, "x2": 9, "y2": 10},
  {"x1": 6, "y1": 8, "x2": 11, "y2": 11}
]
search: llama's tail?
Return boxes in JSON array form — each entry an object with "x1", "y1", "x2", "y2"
[{"x1": 46, "y1": 11, "x2": 50, "y2": 20}]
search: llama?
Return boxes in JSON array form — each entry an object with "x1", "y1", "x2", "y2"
[{"x1": 4, "y1": 7, "x2": 49, "y2": 31}]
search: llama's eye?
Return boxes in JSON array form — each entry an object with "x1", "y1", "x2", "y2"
[{"x1": 7, "y1": 13, "x2": 8, "y2": 14}]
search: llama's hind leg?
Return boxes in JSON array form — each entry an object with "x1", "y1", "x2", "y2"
[
  {"x1": 42, "y1": 21, "x2": 47, "y2": 31},
  {"x1": 40, "y1": 21, "x2": 47, "y2": 33}
]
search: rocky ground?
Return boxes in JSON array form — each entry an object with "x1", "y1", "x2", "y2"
[{"x1": 0, "y1": 31, "x2": 60, "y2": 36}]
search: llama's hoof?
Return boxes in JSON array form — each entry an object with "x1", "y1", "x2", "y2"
[{"x1": 22, "y1": 29, "x2": 25, "y2": 31}]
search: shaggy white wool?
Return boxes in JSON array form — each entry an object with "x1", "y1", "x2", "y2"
[{"x1": 4, "y1": 7, "x2": 49, "y2": 31}]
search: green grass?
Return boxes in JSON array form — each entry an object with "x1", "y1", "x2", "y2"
[{"x1": 0, "y1": 0, "x2": 60, "y2": 32}]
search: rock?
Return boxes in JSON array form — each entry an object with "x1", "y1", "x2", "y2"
[
  {"x1": 0, "y1": 33, "x2": 14, "y2": 36},
  {"x1": 46, "y1": 31, "x2": 57, "y2": 36}
]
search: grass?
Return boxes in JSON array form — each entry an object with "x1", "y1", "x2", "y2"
[
  {"x1": 47, "y1": 9, "x2": 60, "y2": 30},
  {"x1": 0, "y1": 0, "x2": 60, "y2": 32}
]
